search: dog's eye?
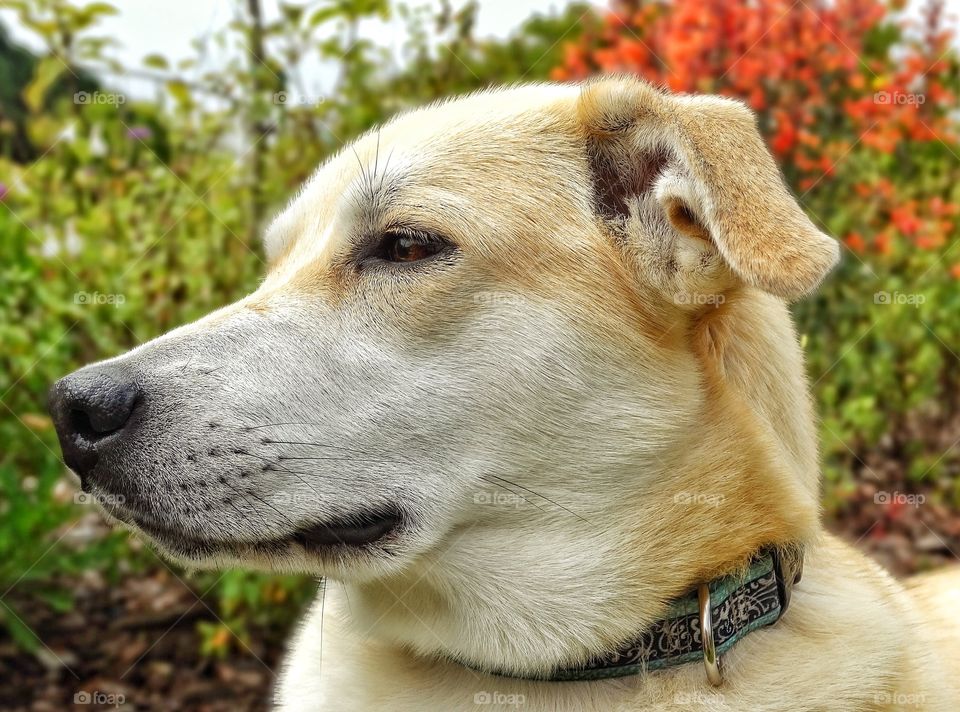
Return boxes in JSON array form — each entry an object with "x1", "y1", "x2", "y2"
[{"x1": 376, "y1": 231, "x2": 448, "y2": 264}]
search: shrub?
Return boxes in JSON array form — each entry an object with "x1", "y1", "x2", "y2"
[{"x1": 552, "y1": 0, "x2": 960, "y2": 509}]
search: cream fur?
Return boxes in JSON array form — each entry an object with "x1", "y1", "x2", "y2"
[{"x1": 75, "y1": 77, "x2": 959, "y2": 710}]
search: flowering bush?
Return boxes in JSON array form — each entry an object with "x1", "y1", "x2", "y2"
[{"x1": 552, "y1": 0, "x2": 960, "y2": 514}]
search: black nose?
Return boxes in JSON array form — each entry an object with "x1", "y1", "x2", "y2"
[{"x1": 48, "y1": 363, "x2": 141, "y2": 476}]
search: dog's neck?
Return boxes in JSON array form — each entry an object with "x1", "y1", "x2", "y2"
[
  {"x1": 456, "y1": 545, "x2": 804, "y2": 682},
  {"x1": 344, "y1": 293, "x2": 821, "y2": 678},
  {"x1": 344, "y1": 429, "x2": 816, "y2": 678},
  {"x1": 345, "y1": 538, "x2": 808, "y2": 682}
]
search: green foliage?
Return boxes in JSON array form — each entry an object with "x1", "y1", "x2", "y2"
[{"x1": 0, "y1": 0, "x2": 582, "y2": 654}]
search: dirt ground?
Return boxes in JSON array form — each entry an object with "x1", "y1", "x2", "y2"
[{"x1": 0, "y1": 562, "x2": 298, "y2": 712}]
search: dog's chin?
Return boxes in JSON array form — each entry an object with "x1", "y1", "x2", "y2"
[{"x1": 99, "y1": 503, "x2": 408, "y2": 578}]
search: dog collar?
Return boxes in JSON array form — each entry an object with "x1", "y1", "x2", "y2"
[{"x1": 461, "y1": 546, "x2": 803, "y2": 685}]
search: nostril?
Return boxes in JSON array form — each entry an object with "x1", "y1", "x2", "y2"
[
  {"x1": 49, "y1": 363, "x2": 141, "y2": 455},
  {"x1": 69, "y1": 408, "x2": 97, "y2": 440},
  {"x1": 80, "y1": 386, "x2": 139, "y2": 438},
  {"x1": 69, "y1": 405, "x2": 128, "y2": 440}
]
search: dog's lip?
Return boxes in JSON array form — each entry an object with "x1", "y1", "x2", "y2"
[
  {"x1": 292, "y1": 509, "x2": 402, "y2": 548},
  {"x1": 113, "y1": 504, "x2": 403, "y2": 555}
]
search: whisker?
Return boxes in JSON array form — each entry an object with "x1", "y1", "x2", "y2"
[
  {"x1": 377, "y1": 147, "x2": 395, "y2": 194},
  {"x1": 276, "y1": 455, "x2": 407, "y2": 466},
  {"x1": 479, "y1": 475, "x2": 547, "y2": 514},
  {"x1": 221, "y1": 496, "x2": 251, "y2": 522},
  {"x1": 483, "y1": 474, "x2": 590, "y2": 523},
  {"x1": 244, "y1": 422, "x2": 322, "y2": 430},
  {"x1": 245, "y1": 490, "x2": 293, "y2": 525},
  {"x1": 241, "y1": 450, "x2": 398, "y2": 466},
  {"x1": 261, "y1": 440, "x2": 413, "y2": 465},
  {"x1": 263, "y1": 464, "x2": 359, "y2": 484},
  {"x1": 244, "y1": 425, "x2": 414, "y2": 465},
  {"x1": 318, "y1": 578, "x2": 326, "y2": 683}
]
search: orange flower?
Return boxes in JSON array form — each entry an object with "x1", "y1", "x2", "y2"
[{"x1": 845, "y1": 232, "x2": 866, "y2": 253}]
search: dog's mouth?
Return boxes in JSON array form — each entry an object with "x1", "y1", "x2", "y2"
[
  {"x1": 107, "y1": 504, "x2": 404, "y2": 560},
  {"x1": 290, "y1": 510, "x2": 401, "y2": 548}
]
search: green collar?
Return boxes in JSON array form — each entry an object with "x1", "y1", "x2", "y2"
[{"x1": 460, "y1": 546, "x2": 803, "y2": 685}]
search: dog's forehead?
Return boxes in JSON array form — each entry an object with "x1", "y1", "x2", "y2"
[{"x1": 263, "y1": 84, "x2": 586, "y2": 270}]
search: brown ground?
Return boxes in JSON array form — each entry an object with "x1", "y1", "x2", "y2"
[{"x1": 0, "y1": 561, "x2": 298, "y2": 712}]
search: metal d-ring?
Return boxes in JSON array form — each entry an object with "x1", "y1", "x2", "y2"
[{"x1": 698, "y1": 583, "x2": 723, "y2": 686}]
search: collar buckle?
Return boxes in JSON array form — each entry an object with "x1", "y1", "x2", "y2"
[
  {"x1": 697, "y1": 583, "x2": 723, "y2": 686},
  {"x1": 771, "y1": 546, "x2": 804, "y2": 616}
]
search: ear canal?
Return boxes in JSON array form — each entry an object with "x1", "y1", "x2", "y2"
[
  {"x1": 665, "y1": 199, "x2": 710, "y2": 242},
  {"x1": 578, "y1": 77, "x2": 840, "y2": 301}
]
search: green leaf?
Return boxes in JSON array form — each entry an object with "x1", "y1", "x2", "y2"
[
  {"x1": 22, "y1": 55, "x2": 66, "y2": 113},
  {"x1": 36, "y1": 588, "x2": 75, "y2": 613},
  {"x1": 143, "y1": 53, "x2": 170, "y2": 70},
  {"x1": 81, "y1": 2, "x2": 119, "y2": 18},
  {"x1": 280, "y1": 2, "x2": 304, "y2": 24},
  {"x1": 308, "y1": 7, "x2": 340, "y2": 27},
  {"x1": 0, "y1": 602, "x2": 40, "y2": 653},
  {"x1": 166, "y1": 79, "x2": 193, "y2": 107}
]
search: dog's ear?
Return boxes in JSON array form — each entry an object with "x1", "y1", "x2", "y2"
[{"x1": 577, "y1": 76, "x2": 839, "y2": 302}]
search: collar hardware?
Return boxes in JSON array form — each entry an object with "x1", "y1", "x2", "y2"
[
  {"x1": 697, "y1": 583, "x2": 722, "y2": 686},
  {"x1": 459, "y1": 546, "x2": 803, "y2": 684}
]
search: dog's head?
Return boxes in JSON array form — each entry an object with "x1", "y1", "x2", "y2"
[{"x1": 50, "y1": 78, "x2": 836, "y2": 627}]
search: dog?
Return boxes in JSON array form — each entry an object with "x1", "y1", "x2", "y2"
[{"x1": 49, "y1": 76, "x2": 960, "y2": 710}]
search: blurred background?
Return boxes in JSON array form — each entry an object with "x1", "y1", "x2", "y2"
[{"x1": 0, "y1": 0, "x2": 958, "y2": 709}]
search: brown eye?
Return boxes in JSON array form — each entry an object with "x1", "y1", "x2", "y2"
[{"x1": 379, "y1": 231, "x2": 448, "y2": 263}]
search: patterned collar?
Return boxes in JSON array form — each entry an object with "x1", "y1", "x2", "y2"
[{"x1": 460, "y1": 547, "x2": 803, "y2": 684}]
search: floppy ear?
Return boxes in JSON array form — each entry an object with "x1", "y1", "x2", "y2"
[{"x1": 577, "y1": 76, "x2": 839, "y2": 302}]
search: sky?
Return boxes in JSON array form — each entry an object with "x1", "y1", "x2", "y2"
[
  {"x1": 0, "y1": 1, "x2": 601, "y2": 102},
  {"x1": 0, "y1": 0, "x2": 955, "y2": 104}
]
